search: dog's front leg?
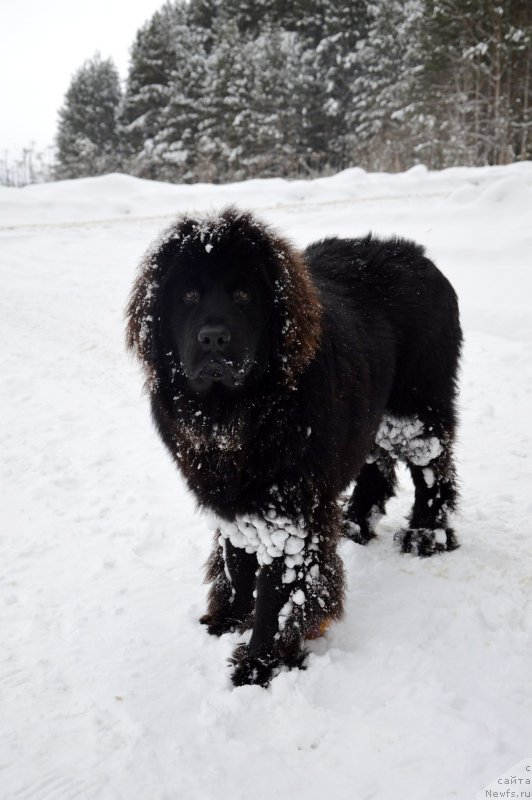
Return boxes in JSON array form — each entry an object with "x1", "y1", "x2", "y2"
[
  {"x1": 200, "y1": 535, "x2": 257, "y2": 636},
  {"x1": 229, "y1": 510, "x2": 344, "y2": 687},
  {"x1": 230, "y1": 556, "x2": 303, "y2": 687}
]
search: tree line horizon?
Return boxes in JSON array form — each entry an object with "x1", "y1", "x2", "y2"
[{"x1": 13, "y1": 0, "x2": 532, "y2": 185}]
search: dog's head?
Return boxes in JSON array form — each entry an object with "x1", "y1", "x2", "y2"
[{"x1": 126, "y1": 207, "x2": 321, "y2": 399}]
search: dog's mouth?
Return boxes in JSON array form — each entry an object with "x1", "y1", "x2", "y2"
[
  {"x1": 191, "y1": 358, "x2": 247, "y2": 390},
  {"x1": 202, "y1": 361, "x2": 231, "y2": 380}
]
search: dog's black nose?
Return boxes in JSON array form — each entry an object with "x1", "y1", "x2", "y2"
[{"x1": 197, "y1": 324, "x2": 231, "y2": 352}]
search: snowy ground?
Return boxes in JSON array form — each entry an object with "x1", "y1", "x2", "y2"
[{"x1": 1, "y1": 164, "x2": 531, "y2": 800}]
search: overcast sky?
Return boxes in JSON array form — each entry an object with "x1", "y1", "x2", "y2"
[{"x1": 0, "y1": 0, "x2": 165, "y2": 156}]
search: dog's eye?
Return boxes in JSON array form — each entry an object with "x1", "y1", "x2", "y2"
[
  {"x1": 183, "y1": 289, "x2": 200, "y2": 304},
  {"x1": 233, "y1": 289, "x2": 250, "y2": 303}
]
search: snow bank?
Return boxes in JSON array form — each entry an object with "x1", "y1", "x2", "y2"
[{"x1": 2, "y1": 161, "x2": 532, "y2": 228}]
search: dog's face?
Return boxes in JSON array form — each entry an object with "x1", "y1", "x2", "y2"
[{"x1": 161, "y1": 245, "x2": 275, "y2": 396}]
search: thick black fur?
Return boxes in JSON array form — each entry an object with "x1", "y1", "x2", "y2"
[{"x1": 126, "y1": 208, "x2": 462, "y2": 687}]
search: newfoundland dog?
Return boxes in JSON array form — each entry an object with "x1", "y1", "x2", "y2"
[{"x1": 126, "y1": 207, "x2": 462, "y2": 687}]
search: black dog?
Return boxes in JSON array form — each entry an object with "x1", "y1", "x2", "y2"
[{"x1": 126, "y1": 207, "x2": 462, "y2": 687}]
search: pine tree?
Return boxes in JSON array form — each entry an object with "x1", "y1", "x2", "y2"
[
  {"x1": 510, "y1": 0, "x2": 532, "y2": 160},
  {"x1": 352, "y1": 0, "x2": 425, "y2": 171},
  {"x1": 418, "y1": 0, "x2": 532, "y2": 166},
  {"x1": 270, "y1": 0, "x2": 326, "y2": 45},
  {"x1": 187, "y1": 0, "x2": 222, "y2": 38},
  {"x1": 149, "y1": 23, "x2": 211, "y2": 182},
  {"x1": 194, "y1": 23, "x2": 327, "y2": 181},
  {"x1": 120, "y1": 2, "x2": 187, "y2": 177},
  {"x1": 191, "y1": 0, "x2": 270, "y2": 37},
  {"x1": 239, "y1": 28, "x2": 319, "y2": 178},
  {"x1": 55, "y1": 53, "x2": 122, "y2": 179},
  {"x1": 194, "y1": 18, "x2": 253, "y2": 182},
  {"x1": 315, "y1": 0, "x2": 370, "y2": 171}
]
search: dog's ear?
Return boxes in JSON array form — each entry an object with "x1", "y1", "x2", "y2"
[
  {"x1": 269, "y1": 235, "x2": 322, "y2": 389},
  {"x1": 125, "y1": 222, "x2": 190, "y2": 390}
]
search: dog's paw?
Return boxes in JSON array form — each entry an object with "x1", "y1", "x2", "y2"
[
  {"x1": 395, "y1": 527, "x2": 459, "y2": 557},
  {"x1": 199, "y1": 613, "x2": 241, "y2": 637},
  {"x1": 229, "y1": 644, "x2": 307, "y2": 687},
  {"x1": 343, "y1": 518, "x2": 376, "y2": 545},
  {"x1": 229, "y1": 644, "x2": 278, "y2": 687}
]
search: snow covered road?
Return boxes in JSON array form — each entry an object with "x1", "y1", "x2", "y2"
[{"x1": 1, "y1": 165, "x2": 531, "y2": 799}]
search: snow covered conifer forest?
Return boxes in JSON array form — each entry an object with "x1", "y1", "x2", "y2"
[{"x1": 51, "y1": 0, "x2": 532, "y2": 183}]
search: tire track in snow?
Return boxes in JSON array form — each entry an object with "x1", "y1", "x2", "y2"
[
  {"x1": 0, "y1": 668, "x2": 32, "y2": 690},
  {"x1": 13, "y1": 774, "x2": 105, "y2": 800},
  {"x1": 0, "y1": 191, "x2": 447, "y2": 234}
]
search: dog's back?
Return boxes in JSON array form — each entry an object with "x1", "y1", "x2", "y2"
[{"x1": 305, "y1": 234, "x2": 462, "y2": 425}]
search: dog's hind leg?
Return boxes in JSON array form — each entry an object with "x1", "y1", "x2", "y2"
[
  {"x1": 200, "y1": 536, "x2": 256, "y2": 636},
  {"x1": 343, "y1": 452, "x2": 397, "y2": 544},
  {"x1": 397, "y1": 430, "x2": 460, "y2": 557}
]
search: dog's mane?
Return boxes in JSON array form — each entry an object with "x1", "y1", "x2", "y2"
[{"x1": 125, "y1": 206, "x2": 322, "y2": 395}]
